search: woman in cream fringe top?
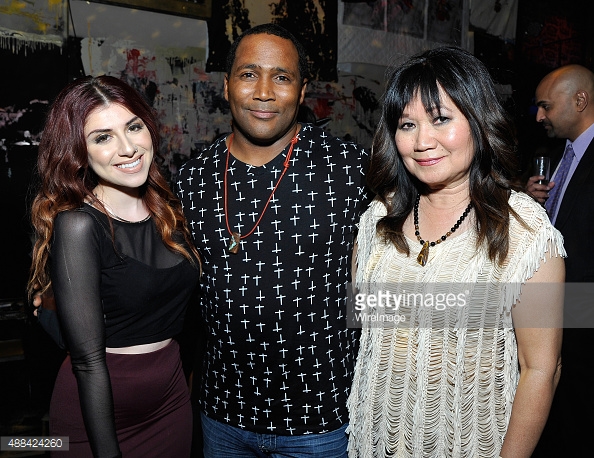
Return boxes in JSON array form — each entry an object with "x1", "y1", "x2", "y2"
[{"x1": 347, "y1": 47, "x2": 565, "y2": 458}]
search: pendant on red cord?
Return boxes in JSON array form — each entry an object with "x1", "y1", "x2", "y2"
[{"x1": 228, "y1": 232, "x2": 241, "y2": 254}]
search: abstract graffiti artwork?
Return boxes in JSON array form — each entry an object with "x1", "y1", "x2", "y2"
[{"x1": 206, "y1": 0, "x2": 338, "y2": 81}]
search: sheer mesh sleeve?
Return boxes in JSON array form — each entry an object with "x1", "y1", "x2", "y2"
[{"x1": 51, "y1": 211, "x2": 121, "y2": 458}]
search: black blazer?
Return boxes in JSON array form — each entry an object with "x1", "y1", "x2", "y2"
[{"x1": 554, "y1": 137, "x2": 594, "y2": 283}]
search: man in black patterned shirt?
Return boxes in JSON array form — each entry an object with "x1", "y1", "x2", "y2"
[{"x1": 176, "y1": 24, "x2": 369, "y2": 457}]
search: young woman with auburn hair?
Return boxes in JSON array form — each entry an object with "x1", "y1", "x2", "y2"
[{"x1": 28, "y1": 75, "x2": 200, "y2": 458}]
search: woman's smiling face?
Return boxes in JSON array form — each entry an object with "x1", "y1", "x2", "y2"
[
  {"x1": 395, "y1": 86, "x2": 474, "y2": 191},
  {"x1": 84, "y1": 103, "x2": 153, "y2": 192}
]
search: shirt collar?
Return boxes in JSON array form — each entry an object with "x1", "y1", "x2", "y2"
[{"x1": 569, "y1": 122, "x2": 594, "y2": 162}]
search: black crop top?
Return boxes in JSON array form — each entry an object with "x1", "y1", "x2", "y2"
[{"x1": 49, "y1": 204, "x2": 199, "y2": 457}]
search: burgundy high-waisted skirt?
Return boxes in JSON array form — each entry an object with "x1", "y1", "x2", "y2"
[{"x1": 49, "y1": 339, "x2": 191, "y2": 457}]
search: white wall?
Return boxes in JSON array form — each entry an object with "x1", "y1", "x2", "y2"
[{"x1": 69, "y1": 0, "x2": 208, "y2": 50}]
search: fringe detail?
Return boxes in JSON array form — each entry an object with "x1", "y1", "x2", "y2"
[{"x1": 347, "y1": 192, "x2": 565, "y2": 457}]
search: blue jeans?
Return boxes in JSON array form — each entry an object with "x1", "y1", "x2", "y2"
[{"x1": 200, "y1": 412, "x2": 348, "y2": 457}]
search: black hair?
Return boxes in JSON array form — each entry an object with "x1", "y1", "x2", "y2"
[
  {"x1": 225, "y1": 23, "x2": 310, "y2": 82},
  {"x1": 370, "y1": 46, "x2": 524, "y2": 264}
]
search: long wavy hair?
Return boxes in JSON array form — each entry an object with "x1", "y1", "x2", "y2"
[
  {"x1": 369, "y1": 46, "x2": 525, "y2": 264},
  {"x1": 28, "y1": 75, "x2": 200, "y2": 299}
]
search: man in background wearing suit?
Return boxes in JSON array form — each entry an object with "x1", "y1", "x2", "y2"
[{"x1": 527, "y1": 64, "x2": 594, "y2": 456}]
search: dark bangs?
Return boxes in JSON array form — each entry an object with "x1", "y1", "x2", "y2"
[{"x1": 383, "y1": 59, "x2": 448, "y2": 138}]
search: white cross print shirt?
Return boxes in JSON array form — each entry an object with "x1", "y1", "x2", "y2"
[{"x1": 176, "y1": 124, "x2": 369, "y2": 434}]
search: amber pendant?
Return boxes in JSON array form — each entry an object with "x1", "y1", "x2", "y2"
[
  {"x1": 228, "y1": 232, "x2": 241, "y2": 254},
  {"x1": 417, "y1": 241, "x2": 430, "y2": 266}
]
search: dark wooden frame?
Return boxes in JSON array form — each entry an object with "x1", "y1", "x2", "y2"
[{"x1": 88, "y1": 0, "x2": 212, "y2": 20}]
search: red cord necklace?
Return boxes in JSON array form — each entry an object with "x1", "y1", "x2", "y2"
[{"x1": 224, "y1": 130, "x2": 300, "y2": 254}]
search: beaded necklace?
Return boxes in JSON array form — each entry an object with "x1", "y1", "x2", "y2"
[{"x1": 414, "y1": 193, "x2": 472, "y2": 266}]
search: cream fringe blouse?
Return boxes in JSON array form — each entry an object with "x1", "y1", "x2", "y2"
[{"x1": 347, "y1": 191, "x2": 565, "y2": 458}]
